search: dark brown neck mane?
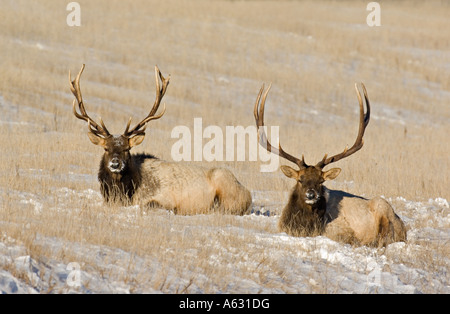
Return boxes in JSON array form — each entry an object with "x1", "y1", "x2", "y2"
[
  {"x1": 279, "y1": 184, "x2": 327, "y2": 237},
  {"x1": 98, "y1": 153, "x2": 156, "y2": 205}
]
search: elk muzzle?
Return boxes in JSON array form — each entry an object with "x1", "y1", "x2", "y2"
[
  {"x1": 108, "y1": 156, "x2": 125, "y2": 173},
  {"x1": 305, "y1": 188, "x2": 320, "y2": 204}
]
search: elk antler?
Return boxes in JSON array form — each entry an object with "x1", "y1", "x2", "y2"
[
  {"x1": 70, "y1": 64, "x2": 111, "y2": 138},
  {"x1": 123, "y1": 66, "x2": 170, "y2": 137},
  {"x1": 254, "y1": 83, "x2": 308, "y2": 169},
  {"x1": 315, "y1": 83, "x2": 370, "y2": 169}
]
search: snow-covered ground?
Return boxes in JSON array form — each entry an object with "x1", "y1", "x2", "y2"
[{"x1": 1, "y1": 186, "x2": 448, "y2": 294}]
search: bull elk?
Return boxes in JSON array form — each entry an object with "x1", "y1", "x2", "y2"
[
  {"x1": 70, "y1": 64, "x2": 251, "y2": 215},
  {"x1": 253, "y1": 83, "x2": 406, "y2": 247}
]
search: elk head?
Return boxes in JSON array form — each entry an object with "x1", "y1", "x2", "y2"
[
  {"x1": 70, "y1": 64, "x2": 170, "y2": 175},
  {"x1": 253, "y1": 83, "x2": 370, "y2": 213}
]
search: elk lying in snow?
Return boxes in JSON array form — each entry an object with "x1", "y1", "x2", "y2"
[
  {"x1": 253, "y1": 83, "x2": 406, "y2": 247},
  {"x1": 70, "y1": 64, "x2": 251, "y2": 215}
]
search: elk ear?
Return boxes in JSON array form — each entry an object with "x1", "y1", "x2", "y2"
[
  {"x1": 280, "y1": 165, "x2": 300, "y2": 180},
  {"x1": 129, "y1": 134, "x2": 145, "y2": 148},
  {"x1": 322, "y1": 168, "x2": 341, "y2": 181},
  {"x1": 87, "y1": 132, "x2": 107, "y2": 147}
]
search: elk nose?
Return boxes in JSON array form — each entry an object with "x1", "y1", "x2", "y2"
[
  {"x1": 306, "y1": 189, "x2": 316, "y2": 200},
  {"x1": 110, "y1": 158, "x2": 120, "y2": 169}
]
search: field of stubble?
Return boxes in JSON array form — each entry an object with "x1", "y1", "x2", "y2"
[{"x1": 0, "y1": 0, "x2": 448, "y2": 294}]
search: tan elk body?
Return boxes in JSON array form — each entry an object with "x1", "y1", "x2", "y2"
[
  {"x1": 70, "y1": 64, "x2": 251, "y2": 215},
  {"x1": 131, "y1": 157, "x2": 252, "y2": 215},
  {"x1": 253, "y1": 83, "x2": 406, "y2": 247}
]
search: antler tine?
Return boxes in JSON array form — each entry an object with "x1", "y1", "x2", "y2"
[
  {"x1": 70, "y1": 64, "x2": 110, "y2": 137},
  {"x1": 315, "y1": 82, "x2": 371, "y2": 169},
  {"x1": 124, "y1": 65, "x2": 170, "y2": 137},
  {"x1": 70, "y1": 64, "x2": 87, "y2": 119},
  {"x1": 150, "y1": 65, "x2": 170, "y2": 116},
  {"x1": 254, "y1": 83, "x2": 308, "y2": 169}
]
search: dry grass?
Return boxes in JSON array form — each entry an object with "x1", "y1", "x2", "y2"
[{"x1": 0, "y1": 0, "x2": 449, "y2": 293}]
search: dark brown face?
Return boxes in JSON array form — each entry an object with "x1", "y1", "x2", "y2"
[
  {"x1": 87, "y1": 132, "x2": 145, "y2": 174},
  {"x1": 281, "y1": 165, "x2": 341, "y2": 205},
  {"x1": 297, "y1": 167, "x2": 326, "y2": 204},
  {"x1": 102, "y1": 135, "x2": 132, "y2": 173}
]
